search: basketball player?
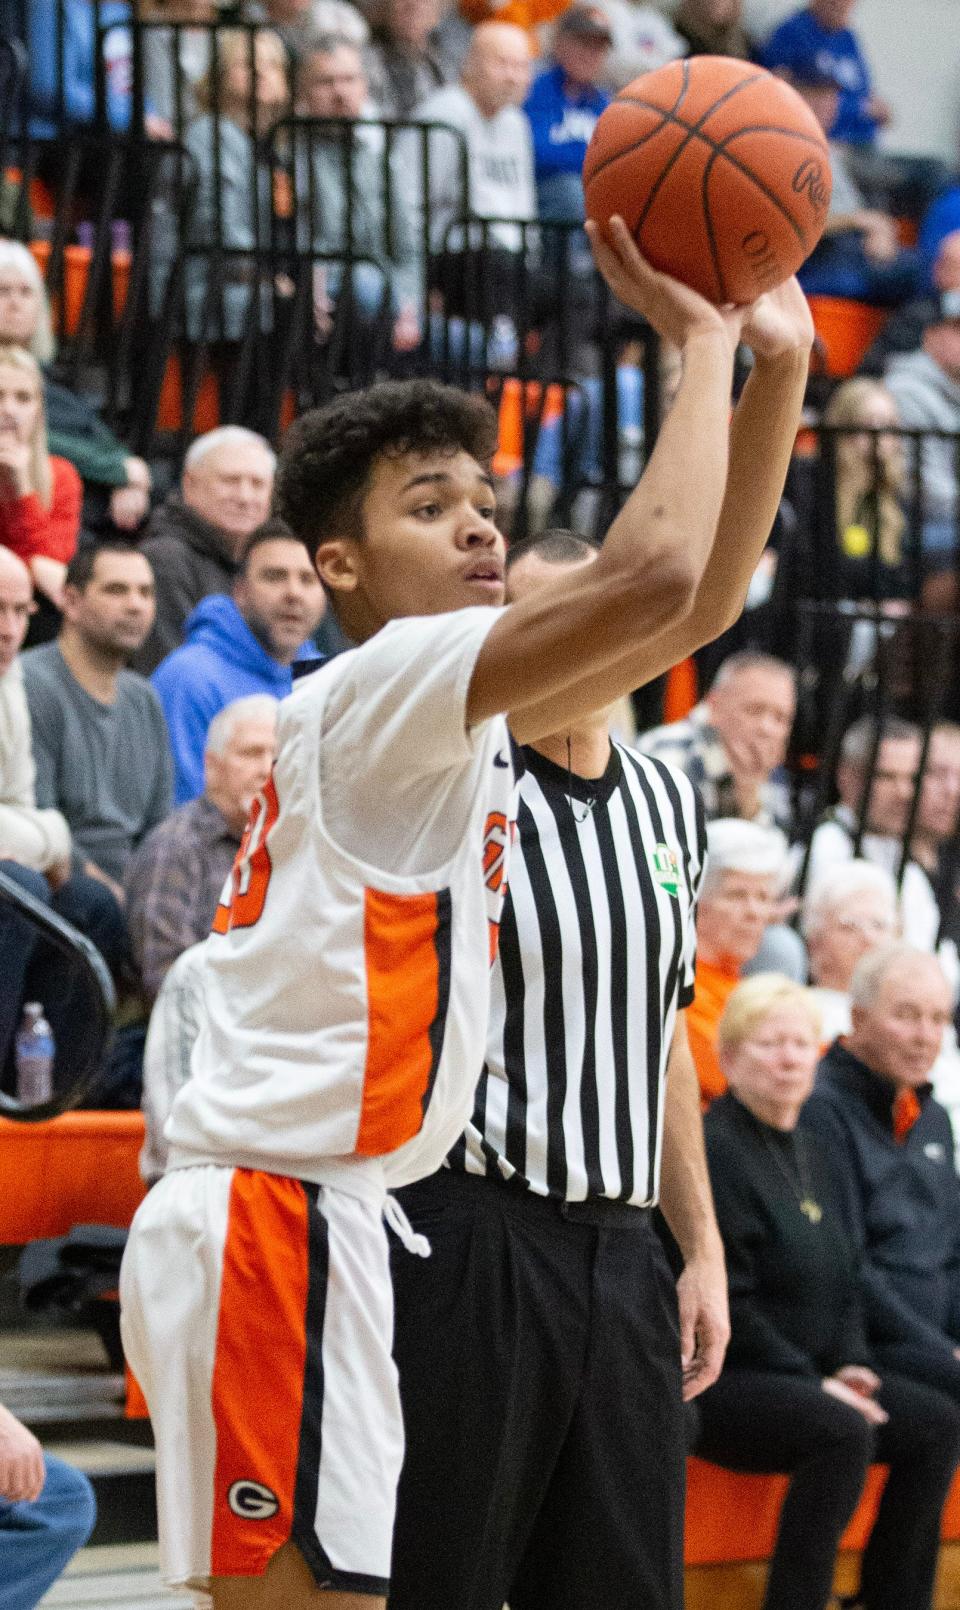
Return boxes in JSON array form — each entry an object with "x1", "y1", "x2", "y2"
[{"x1": 119, "y1": 219, "x2": 813, "y2": 1610}]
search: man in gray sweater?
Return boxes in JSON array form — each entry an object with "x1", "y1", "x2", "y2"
[{"x1": 22, "y1": 540, "x2": 173, "y2": 901}]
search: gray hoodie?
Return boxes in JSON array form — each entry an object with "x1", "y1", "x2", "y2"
[{"x1": 885, "y1": 347, "x2": 960, "y2": 521}]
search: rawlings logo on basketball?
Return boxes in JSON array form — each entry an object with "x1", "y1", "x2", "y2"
[
  {"x1": 792, "y1": 158, "x2": 830, "y2": 215},
  {"x1": 227, "y1": 1480, "x2": 280, "y2": 1519}
]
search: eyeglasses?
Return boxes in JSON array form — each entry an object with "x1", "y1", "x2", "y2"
[{"x1": 834, "y1": 916, "x2": 896, "y2": 938}]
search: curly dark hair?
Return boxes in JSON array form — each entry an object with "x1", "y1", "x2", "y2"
[{"x1": 273, "y1": 380, "x2": 499, "y2": 559}]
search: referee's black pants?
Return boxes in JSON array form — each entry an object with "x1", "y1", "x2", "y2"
[
  {"x1": 387, "y1": 1169, "x2": 685, "y2": 1610},
  {"x1": 691, "y1": 1368, "x2": 960, "y2": 1610}
]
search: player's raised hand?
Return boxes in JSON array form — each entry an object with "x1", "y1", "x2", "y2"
[
  {"x1": 586, "y1": 216, "x2": 744, "y2": 353},
  {"x1": 739, "y1": 275, "x2": 815, "y2": 362}
]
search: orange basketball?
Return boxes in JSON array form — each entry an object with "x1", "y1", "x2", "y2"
[{"x1": 582, "y1": 56, "x2": 832, "y2": 304}]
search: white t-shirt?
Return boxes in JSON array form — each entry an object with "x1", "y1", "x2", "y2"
[
  {"x1": 414, "y1": 84, "x2": 537, "y2": 253},
  {"x1": 165, "y1": 608, "x2": 516, "y2": 1198}
]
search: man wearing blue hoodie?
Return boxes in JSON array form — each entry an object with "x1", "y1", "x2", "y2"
[{"x1": 151, "y1": 520, "x2": 325, "y2": 804}]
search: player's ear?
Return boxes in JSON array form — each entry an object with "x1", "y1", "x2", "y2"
[{"x1": 314, "y1": 539, "x2": 360, "y2": 597}]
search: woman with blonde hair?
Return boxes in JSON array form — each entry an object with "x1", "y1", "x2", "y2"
[
  {"x1": 0, "y1": 346, "x2": 82, "y2": 614},
  {"x1": 0, "y1": 240, "x2": 151, "y2": 531},
  {"x1": 166, "y1": 28, "x2": 291, "y2": 343},
  {"x1": 823, "y1": 377, "x2": 908, "y2": 586},
  {"x1": 689, "y1": 973, "x2": 960, "y2": 1610}
]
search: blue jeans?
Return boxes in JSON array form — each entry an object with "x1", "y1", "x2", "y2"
[
  {"x1": 0, "y1": 1454, "x2": 95, "y2": 1609},
  {"x1": 798, "y1": 234, "x2": 920, "y2": 306}
]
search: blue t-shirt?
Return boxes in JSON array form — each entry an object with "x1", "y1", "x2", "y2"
[
  {"x1": 524, "y1": 64, "x2": 610, "y2": 181},
  {"x1": 919, "y1": 186, "x2": 960, "y2": 288},
  {"x1": 760, "y1": 6, "x2": 876, "y2": 145}
]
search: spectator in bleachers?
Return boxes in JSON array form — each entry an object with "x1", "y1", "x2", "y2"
[
  {"x1": 126, "y1": 693, "x2": 278, "y2": 1001},
  {"x1": 803, "y1": 944, "x2": 960, "y2": 1408},
  {"x1": 804, "y1": 715, "x2": 941, "y2": 951},
  {"x1": 639, "y1": 651, "x2": 797, "y2": 833},
  {"x1": 134, "y1": 425, "x2": 276, "y2": 674},
  {"x1": 170, "y1": 27, "x2": 290, "y2": 343},
  {"x1": 803, "y1": 859, "x2": 899, "y2": 1040},
  {"x1": 673, "y1": 0, "x2": 756, "y2": 61},
  {"x1": 912, "y1": 722, "x2": 960, "y2": 946},
  {"x1": 524, "y1": 7, "x2": 611, "y2": 232},
  {"x1": 0, "y1": 547, "x2": 132, "y2": 1072},
  {"x1": 693, "y1": 972, "x2": 960, "y2": 1610},
  {"x1": 885, "y1": 291, "x2": 960, "y2": 606},
  {"x1": 0, "y1": 241, "x2": 153, "y2": 537},
  {"x1": 787, "y1": 378, "x2": 911, "y2": 606},
  {"x1": 21, "y1": 539, "x2": 172, "y2": 901},
  {"x1": 686, "y1": 818, "x2": 792, "y2": 1107},
  {"x1": 761, "y1": 0, "x2": 888, "y2": 149},
  {"x1": 294, "y1": 37, "x2": 423, "y2": 355},
  {"x1": 13, "y1": 0, "x2": 171, "y2": 138},
  {"x1": 920, "y1": 180, "x2": 960, "y2": 289},
  {"x1": 140, "y1": 939, "x2": 206, "y2": 1184},
  {"x1": 138, "y1": 0, "x2": 220, "y2": 137},
  {"x1": 763, "y1": 1, "x2": 945, "y2": 220},
  {"x1": 0, "y1": 347, "x2": 82, "y2": 624},
  {"x1": 152, "y1": 520, "x2": 323, "y2": 803},
  {"x1": 366, "y1": 0, "x2": 460, "y2": 117},
  {"x1": 247, "y1": 0, "x2": 370, "y2": 60},
  {"x1": 414, "y1": 23, "x2": 537, "y2": 327},
  {"x1": 860, "y1": 234, "x2": 960, "y2": 375},
  {"x1": 0, "y1": 1404, "x2": 96, "y2": 1606},
  {"x1": 787, "y1": 63, "x2": 918, "y2": 307},
  {"x1": 598, "y1": 2, "x2": 685, "y2": 89}
]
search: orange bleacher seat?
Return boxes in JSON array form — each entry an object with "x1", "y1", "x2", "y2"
[
  {"x1": 156, "y1": 355, "x2": 221, "y2": 434},
  {"x1": 663, "y1": 657, "x2": 698, "y2": 723},
  {"x1": 807, "y1": 295, "x2": 889, "y2": 379},
  {"x1": 0, "y1": 1111, "x2": 146, "y2": 1244},
  {"x1": 491, "y1": 377, "x2": 565, "y2": 479},
  {"x1": 684, "y1": 1458, "x2": 960, "y2": 1565},
  {"x1": 29, "y1": 239, "x2": 131, "y2": 337},
  {"x1": 5, "y1": 170, "x2": 55, "y2": 221}
]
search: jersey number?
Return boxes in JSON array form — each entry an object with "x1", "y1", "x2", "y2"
[{"x1": 212, "y1": 775, "x2": 280, "y2": 934}]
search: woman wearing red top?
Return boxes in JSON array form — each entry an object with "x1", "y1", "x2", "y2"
[{"x1": 0, "y1": 346, "x2": 81, "y2": 613}]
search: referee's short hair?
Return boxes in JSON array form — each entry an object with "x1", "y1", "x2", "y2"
[{"x1": 505, "y1": 530, "x2": 601, "y2": 571}]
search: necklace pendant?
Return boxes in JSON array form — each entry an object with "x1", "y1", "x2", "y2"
[{"x1": 800, "y1": 1198, "x2": 823, "y2": 1224}]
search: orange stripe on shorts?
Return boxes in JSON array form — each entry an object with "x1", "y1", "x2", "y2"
[
  {"x1": 356, "y1": 887, "x2": 451, "y2": 1156},
  {"x1": 210, "y1": 1171, "x2": 310, "y2": 1578}
]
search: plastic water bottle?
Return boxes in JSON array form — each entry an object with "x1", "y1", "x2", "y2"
[{"x1": 15, "y1": 1004, "x2": 54, "y2": 1106}]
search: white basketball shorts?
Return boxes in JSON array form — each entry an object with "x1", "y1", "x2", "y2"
[{"x1": 119, "y1": 1166, "x2": 403, "y2": 1597}]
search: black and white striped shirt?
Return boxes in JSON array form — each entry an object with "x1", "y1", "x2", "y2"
[{"x1": 447, "y1": 740, "x2": 707, "y2": 1206}]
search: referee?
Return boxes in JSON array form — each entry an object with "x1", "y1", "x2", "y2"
[{"x1": 388, "y1": 531, "x2": 727, "y2": 1610}]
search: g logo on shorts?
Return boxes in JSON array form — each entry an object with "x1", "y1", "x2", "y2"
[{"x1": 227, "y1": 1479, "x2": 280, "y2": 1519}]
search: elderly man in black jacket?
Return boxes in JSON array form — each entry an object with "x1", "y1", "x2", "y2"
[{"x1": 803, "y1": 942, "x2": 960, "y2": 1402}]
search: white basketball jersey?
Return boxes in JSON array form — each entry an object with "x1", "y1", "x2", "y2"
[{"x1": 164, "y1": 607, "x2": 516, "y2": 1192}]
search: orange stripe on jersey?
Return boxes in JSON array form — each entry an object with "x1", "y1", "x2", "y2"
[
  {"x1": 356, "y1": 887, "x2": 452, "y2": 1156},
  {"x1": 210, "y1": 1171, "x2": 310, "y2": 1577}
]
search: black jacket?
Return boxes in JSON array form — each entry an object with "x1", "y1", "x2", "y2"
[
  {"x1": 133, "y1": 497, "x2": 241, "y2": 675},
  {"x1": 705, "y1": 1092, "x2": 871, "y2": 1377},
  {"x1": 802, "y1": 1041, "x2": 960, "y2": 1358}
]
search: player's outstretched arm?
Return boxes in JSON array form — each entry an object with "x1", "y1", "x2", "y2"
[
  {"x1": 467, "y1": 219, "x2": 742, "y2": 736},
  {"x1": 503, "y1": 278, "x2": 814, "y2": 740}
]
